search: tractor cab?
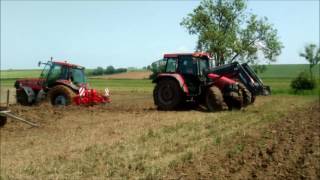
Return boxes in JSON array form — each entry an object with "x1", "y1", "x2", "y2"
[
  {"x1": 162, "y1": 52, "x2": 212, "y2": 95},
  {"x1": 39, "y1": 61, "x2": 87, "y2": 90}
]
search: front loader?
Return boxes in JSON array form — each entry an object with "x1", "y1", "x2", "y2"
[{"x1": 209, "y1": 62, "x2": 271, "y2": 105}]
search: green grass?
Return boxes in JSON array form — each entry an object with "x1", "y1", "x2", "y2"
[
  {"x1": 89, "y1": 78, "x2": 153, "y2": 92},
  {"x1": 0, "y1": 69, "x2": 42, "y2": 79},
  {"x1": 258, "y1": 64, "x2": 319, "y2": 78}
]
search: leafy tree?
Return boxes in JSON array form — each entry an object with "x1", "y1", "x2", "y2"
[
  {"x1": 299, "y1": 43, "x2": 320, "y2": 78},
  {"x1": 114, "y1": 68, "x2": 127, "y2": 74},
  {"x1": 92, "y1": 66, "x2": 104, "y2": 75},
  {"x1": 105, "y1": 65, "x2": 115, "y2": 74},
  {"x1": 181, "y1": 0, "x2": 283, "y2": 66},
  {"x1": 251, "y1": 64, "x2": 267, "y2": 74}
]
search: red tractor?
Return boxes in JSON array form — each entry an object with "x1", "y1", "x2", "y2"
[
  {"x1": 14, "y1": 59, "x2": 110, "y2": 106},
  {"x1": 152, "y1": 52, "x2": 243, "y2": 111}
]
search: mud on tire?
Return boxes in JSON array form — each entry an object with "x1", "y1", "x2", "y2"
[
  {"x1": 238, "y1": 83, "x2": 252, "y2": 106},
  {"x1": 224, "y1": 91, "x2": 243, "y2": 110},
  {"x1": 48, "y1": 85, "x2": 76, "y2": 106},
  {"x1": 153, "y1": 79, "x2": 182, "y2": 110},
  {"x1": 205, "y1": 86, "x2": 228, "y2": 112}
]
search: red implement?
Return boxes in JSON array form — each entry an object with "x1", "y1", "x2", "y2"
[{"x1": 73, "y1": 88, "x2": 111, "y2": 105}]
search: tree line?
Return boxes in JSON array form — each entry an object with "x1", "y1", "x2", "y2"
[{"x1": 90, "y1": 66, "x2": 127, "y2": 76}]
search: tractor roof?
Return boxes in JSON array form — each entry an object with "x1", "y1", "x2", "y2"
[
  {"x1": 163, "y1": 52, "x2": 211, "y2": 59},
  {"x1": 53, "y1": 61, "x2": 84, "y2": 69}
]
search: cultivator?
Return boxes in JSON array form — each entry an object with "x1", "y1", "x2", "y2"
[{"x1": 73, "y1": 87, "x2": 111, "y2": 105}]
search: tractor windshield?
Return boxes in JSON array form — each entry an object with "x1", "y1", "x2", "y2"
[
  {"x1": 40, "y1": 63, "x2": 51, "y2": 79},
  {"x1": 71, "y1": 68, "x2": 86, "y2": 84},
  {"x1": 198, "y1": 58, "x2": 210, "y2": 75}
]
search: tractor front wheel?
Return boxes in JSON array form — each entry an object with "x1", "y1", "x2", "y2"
[
  {"x1": 0, "y1": 115, "x2": 7, "y2": 127},
  {"x1": 224, "y1": 91, "x2": 243, "y2": 110},
  {"x1": 16, "y1": 90, "x2": 31, "y2": 106},
  {"x1": 48, "y1": 85, "x2": 76, "y2": 106},
  {"x1": 153, "y1": 79, "x2": 182, "y2": 110},
  {"x1": 238, "y1": 83, "x2": 252, "y2": 106},
  {"x1": 205, "y1": 86, "x2": 228, "y2": 112}
]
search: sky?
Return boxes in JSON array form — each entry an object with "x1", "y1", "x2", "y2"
[{"x1": 0, "y1": 0, "x2": 319, "y2": 70}]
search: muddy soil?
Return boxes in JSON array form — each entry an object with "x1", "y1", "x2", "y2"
[{"x1": 168, "y1": 102, "x2": 320, "y2": 179}]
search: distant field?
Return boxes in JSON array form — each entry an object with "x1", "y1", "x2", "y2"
[
  {"x1": 0, "y1": 69, "x2": 42, "y2": 79},
  {"x1": 258, "y1": 64, "x2": 320, "y2": 78},
  {"x1": 93, "y1": 71, "x2": 152, "y2": 80},
  {"x1": 1, "y1": 64, "x2": 319, "y2": 94}
]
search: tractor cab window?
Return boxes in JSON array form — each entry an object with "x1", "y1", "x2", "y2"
[
  {"x1": 198, "y1": 58, "x2": 209, "y2": 76},
  {"x1": 40, "y1": 63, "x2": 51, "y2": 79},
  {"x1": 178, "y1": 56, "x2": 197, "y2": 75},
  {"x1": 48, "y1": 64, "x2": 62, "y2": 82},
  {"x1": 165, "y1": 58, "x2": 177, "y2": 72},
  {"x1": 71, "y1": 68, "x2": 86, "y2": 84}
]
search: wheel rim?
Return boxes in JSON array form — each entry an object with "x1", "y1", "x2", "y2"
[
  {"x1": 54, "y1": 95, "x2": 67, "y2": 105},
  {"x1": 159, "y1": 85, "x2": 174, "y2": 102}
]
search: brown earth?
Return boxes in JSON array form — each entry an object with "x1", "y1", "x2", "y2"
[
  {"x1": 93, "y1": 71, "x2": 152, "y2": 79},
  {"x1": 167, "y1": 102, "x2": 320, "y2": 179},
  {"x1": 0, "y1": 94, "x2": 319, "y2": 179}
]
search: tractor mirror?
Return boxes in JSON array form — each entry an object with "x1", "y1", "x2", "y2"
[{"x1": 38, "y1": 61, "x2": 42, "y2": 67}]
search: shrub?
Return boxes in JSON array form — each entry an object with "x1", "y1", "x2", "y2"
[{"x1": 290, "y1": 72, "x2": 316, "y2": 92}]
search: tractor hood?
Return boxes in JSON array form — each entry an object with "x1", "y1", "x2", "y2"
[{"x1": 14, "y1": 78, "x2": 45, "y2": 91}]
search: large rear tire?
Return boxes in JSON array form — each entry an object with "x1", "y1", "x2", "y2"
[
  {"x1": 48, "y1": 85, "x2": 76, "y2": 106},
  {"x1": 238, "y1": 83, "x2": 252, "y2": 106},
  {"x1": 153, "y1": 79, "x2": 183, "y2": 110},
  {"x1": 205, "y1": 86, "x2": 228, "y2": 112}
]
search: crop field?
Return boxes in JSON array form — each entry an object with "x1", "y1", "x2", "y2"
[{"x1": 0, "y1": 64, "x2": 319, "y2": 179}]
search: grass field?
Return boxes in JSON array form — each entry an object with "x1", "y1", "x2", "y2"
[{"x1": 1, "y1": 64, "x2": 319, "y2": 94}]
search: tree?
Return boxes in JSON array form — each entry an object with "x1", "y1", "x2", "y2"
[
  {"x1": 105, "y1": 65, "x2": 115, "y2": 74},
  {"x1": 92, "y1": 66, "x2": 104, "y2": 75},
  {"x1": 181, "y1": 0, "x2": 283, "y2": 66},
  {"x1": 299, "y1": 43, "x2": 320, "y2": 78}
]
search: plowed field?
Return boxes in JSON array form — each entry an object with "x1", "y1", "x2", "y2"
[{"x1": 0, "y1": 93, "x2": 319, "y2": 179}]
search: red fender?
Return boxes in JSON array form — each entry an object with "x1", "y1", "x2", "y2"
[
  {"x1": 156, "y1": 73, "x2": 189, "y2": 95},
  {"x1": 207, "y1": 73, "x2": 237, "y2": 90}
]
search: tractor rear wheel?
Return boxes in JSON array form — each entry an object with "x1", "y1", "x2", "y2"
[
  {"x1": 238, "y1": 83, "x2": 252, "y2": 106},
  {"x1": 153, "y1": 79, "x2": 182, "y2": 110},
  {"x1": 48, "y1": 85, "x2": 76, "y2": 106},
  {"x1": 205, "y1": 86, "x2": 228, "y2": 112}
]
